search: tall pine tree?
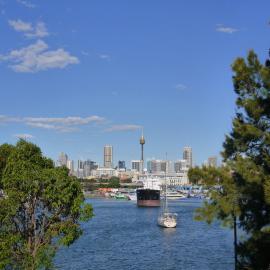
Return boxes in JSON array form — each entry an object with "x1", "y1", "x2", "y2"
[{"x1": 189, "y1": 50, "x2": 270, "y2": 269}]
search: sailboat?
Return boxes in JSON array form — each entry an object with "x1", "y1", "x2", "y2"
[{"x1": 157, "y1": 172, "x2": 177, "y2": 228}]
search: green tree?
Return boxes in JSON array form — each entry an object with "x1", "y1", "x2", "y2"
[
  {"x1": 0, "y1": 143, "x2": 14, "y2": 189},
  {"x1": 189, "y1": 50, "x2": 270, "y2": 269},
  {"x1": 0, "y1": 140, "x2": 93, "y2": 269}
]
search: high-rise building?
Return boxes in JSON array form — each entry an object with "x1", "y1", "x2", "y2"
[
  {"x1": 77, "y1": 160, "x2": 84, "y2": 170},
  {"x1": 104, "y1": 145, "x2": 113, "y2": 168},
  {"x1": 147, "y1": 160, "x2": 167, "y2": 174},
  {"x1": 174, "y1": 159, "x2": 188, "y2": 172},
  {"x1": 131, "y1": 160, "x2": 142, "y2": 172},
  {"x1": 67, "y1": 160, "x2": 74, "y2": 172},
  {"x1": 208, "y1": 156, "x2": 217, "y2": 167},
  {"x1": 183, "y1": 147, "x2": 192, "y2": 168},
  {"x1": 58, "y1": 152, "x2": 68, "y2": 167},
  {"x1": 118, "y1": 160, "x2": 126, "y2": 169},
  {"x1": 83, "y1": 160, "x2": 98, "y2": 177}
]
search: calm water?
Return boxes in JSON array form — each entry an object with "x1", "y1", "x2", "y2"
[{"x1": 55, "y1": 199, "x2": 233, "y2": 270}]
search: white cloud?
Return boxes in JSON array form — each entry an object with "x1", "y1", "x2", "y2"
[
  {"x1": 9, "y1": 19, "x2": 49, "y2": 38},
  {"x1": 0, "y1": 40, "x2": 79, "y2": 73},
  {"x1": 17, "y1": 0, "x2": 35, "y2": 8},
  {"x1": 216, "y1": 24, "x2": 238, "y2": 34},
  {"x1": 24, "y1": 116, "x2": 104, "y2": 126},
  {"x1": 14, "y1": 133, "x2": 34, "y2": 139},
  {"x1": 0, "y1": 115, "x2": 105, "y2": 133},
  {"x1": 25, "y1": 22, "x2": 49, "y2": 38},
  {"x1": 105, "y1": 125, "x2": 142, "y2": 132},
  {"x1": 175, "y1": 83, "x2": 187, "y2": 90},
  {"x1": 0, "y1": 115, "x2": 20, "y2": 123},
  {"x1": 99, "y1": 54, "x2": 111, "y2": 60},
  {"x1": 26, "y1": 122, "x2": 78, "y2": 132},
  {"x1": 9, "y1": 19, "x2": 33, "y2": 32}
]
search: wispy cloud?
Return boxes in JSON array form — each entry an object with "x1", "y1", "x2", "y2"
[
  {"x1": 99, "y1": 54, "x2": 111, "y2": 61},
  {"x1": 81, "y1": 51, "x2": 90, "y2": 56},
  {"x1": 17, "y1": 0, "x2": 35, "y2": 8},
  {"x1": 105, "y1": 125, "x2": 142, "y2": 132},
  {"x1": 9, "y1": 19, "x2": 32, "y2": 32},
  {"x1": 216, "y1": 24, "x2": 239, "y2": 34},
  {"x1": 0, "y1": 115, "x2": 105, "y2": 133},
  {"x1": 14, "y1": 133, "x2": 34, "y2": 139},
  {"x1": 175, "y1": 83, "x2": 187, "y2": 90},
  {"x1": 9, "y1": 19, "x2": 49, "y2": 38},
  {"x1": 25, "y1": 22, "x2": 49, "y2": 38},
  {"x1": 0, "y1": 39, "x2": 79, "y2": 73}
]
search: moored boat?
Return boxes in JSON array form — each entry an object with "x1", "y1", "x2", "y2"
[
  {"x1": 157, "y1": 171, "x2": 177, "y2": 228},
  {"x1": 136, "y1": 189, "x2": 160, "y2": 207}
]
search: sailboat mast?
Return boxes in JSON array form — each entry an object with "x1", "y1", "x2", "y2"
[{"x1": 165, "y1": 153, "x2": 168, "y2": 212}]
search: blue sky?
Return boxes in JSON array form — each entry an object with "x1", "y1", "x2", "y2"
[{"x1": 0, "y1": 0, "x2": 269, "y2": 167}]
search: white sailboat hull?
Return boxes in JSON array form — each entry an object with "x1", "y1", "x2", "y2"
[{"x1": 158, "y1": 213, "x2": 177, "y2": 228}]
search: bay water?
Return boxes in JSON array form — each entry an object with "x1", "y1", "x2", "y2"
[{"x1": 55, "y1": 199, "x2": 233, "y2": 270}]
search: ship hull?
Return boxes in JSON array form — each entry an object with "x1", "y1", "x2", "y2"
[{"x1": 136, "y1": 189, "x2": 160, "y2": 207}]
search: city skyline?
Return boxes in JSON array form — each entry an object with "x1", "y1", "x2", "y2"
[
  {"x1": 0, "y1": 1, "x2": 270, "y2": 166},
  {"x1": 56, "y1": 144, "x2": 211, "y2": 172}
]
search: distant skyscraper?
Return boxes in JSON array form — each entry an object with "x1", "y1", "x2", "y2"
[
  {"x1": 67, "y1": 160, "x2": 74, "y2": 172},
  {"x1": 183, "y1": 147, "x2": 192, "y2": 168},
  {"x1": 83, "y1": 160, "x2": 98, "y2": 177},
  {"x1": 131, "y1": 160, "x2": 142, "y2": 172},
  {"x1": 58, "y1": 152, "x2": 68, "y2": 167},
  {"x1": 118, "y1": 160, "x2": 126, "y2": 169},
  {"x1": 208, "y1": 156, "x2": 217, "y2": 167},
  {"x1": 104, "y1": 145, "x2": 113, "y2": 168},
  {"x1": 174, "y1": 159, "x2": 189, "y2": 172},
  {"x1": 77, "y1": 160, "x2": 84, "y2": 170},
  {"x1": 147, "y1": 160, "x2": 167, "y2": 174}
]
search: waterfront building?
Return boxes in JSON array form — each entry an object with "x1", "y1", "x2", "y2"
[
  {"x1": 174, "y1": 159, "x2": 189, "y2": 173},
  {"x1": 208, "y1": 156, "x2": 218, "y2": 167},
  {"x1": 91, "y1": 167, "x2": 117, "y2": 178},
  {"x1": 104, "y1": 145, "x2": 113, "y2": 168},
  {"x1": 183, "y1": 146, "x2": 192, "y2": 168},
  {"x1": 58, "y1": 152, "x2": 68, "y2": 167},
  {"x1": 138, "y1": 172, "x2": 189, "y2": 187}
]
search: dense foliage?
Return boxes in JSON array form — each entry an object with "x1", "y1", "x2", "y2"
[
  {"x1": 189, "y1": 50, "x2": 270, "y2": 269},
  {"x1": 0, "y1": 140, "x2": 93, "y2": 269}
]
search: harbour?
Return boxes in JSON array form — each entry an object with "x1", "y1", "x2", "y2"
[{"x1": 55, "y1": 199, "x2": 234, "y2": 270}]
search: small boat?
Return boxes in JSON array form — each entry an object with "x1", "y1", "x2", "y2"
[
  {"x1": 127, "y1": 192, "x2": 137, "y2": 201},
  {"x1": 158, "y1": 212, "x2": 177, "y2": 228},
  {"x1": 115, "y1": 193, "x2": 128, "y2": 200},
  {"x1": 166, "y1": 191, "x2": 187, "y2": 200},
  {"x1": 157, "y1": 172, "x2": 177, "y2": 228}
]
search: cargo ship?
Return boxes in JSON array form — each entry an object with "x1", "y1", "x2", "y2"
[
  {"x1": 136, "y1": 175, "x2": 161, "y2": 207},
  {"x1": 136, "y1": 188, "x2": 160, "y2": 207}
]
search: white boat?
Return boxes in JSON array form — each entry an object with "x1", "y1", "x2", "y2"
[
  {"x1": 158, "y1": 212, "x2": 177, "y2": 228},
  {"x1": 127, "y1": 192, "x2": 137, "y2": 201},
  {"x1": 166, "y1": 191, "x2": 187, "y2": 200},
  {"x1": 157, "y1": 171, "x2": 177, "y2": 228}
]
